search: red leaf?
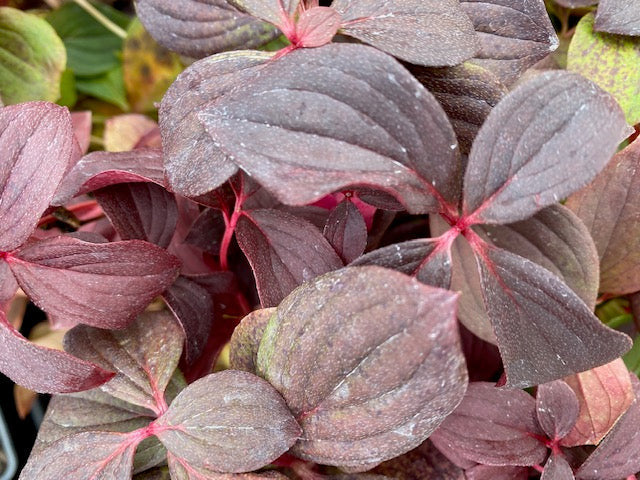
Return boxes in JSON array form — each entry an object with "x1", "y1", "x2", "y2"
[
  {"x1": 199, "y1": 44, "x2": 461, "y2": 215},
  {"x1": 474, "y1": 245, "x2": 631, "y2": 388},
  {"x1": 155, "y1": 370, "x2": 301, "y2": 473},
  {"x1": 430, "y1": 382, "x2": 547, "y2": 466},
  {"x1": 324, "y1": 199, "x2": 367, "y2": 264},
  {"x1": 135, "y1": 0, "x2": 279, "y2": 58},
  {"x1": 257, "y1": 266, "x2": 467, "y2": 469},
  {"x1": 333, "y1": 0, "x2": 479, "y2": 66},
  {"x1": 64, "y1": 311, "x2": 184, "y2": 415},
  {"x1": 295, "y1": 7, "x2": 340, "y2": 47},
  {"x1": 566, "y1": 140, "x2": 640, "y2": 295},
  {"x1": 19, "y1": 431, "x2": 140, "y2": 480},
  {"x1": 562, "y1": 359, "x2": 635, "y2": 447},
  {"x1": 53, "y1": 149, "x2": 165, "y2": 205},
  {"x1": 95, "y1": 182, "x2": 178, "y2": 249},
  {"x1": 463, "y1": 71, "x2": 629, "y2": 225},
  {"x1": 161, "y1": 51, "x2": 273, "y2": 198},
  {"x1": 8, "y1": 235, "x2": 181, "y2": 329},
  {"x1": 0, "y1": 102, "x2": 73, "y2": 251},
  {"x1": 0, "y1": 310, "x2": 112, "y2": 393},
  {"x1": 236, "y1": 209, "x2": 343, "y2": 307},
  {"x1": 536, "y1": 380, "x2": 580, "y2": 441}
]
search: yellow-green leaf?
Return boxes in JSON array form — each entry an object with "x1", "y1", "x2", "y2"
[
  {"x1": 568, "y1": 13, "x2": 640, "y2": 125},
  {"x1": 0, "y1": 7, "x2": 66, "y2": 104},
  {"x1": 123, "y1": 19, "x2": 182, "y2": 113}
]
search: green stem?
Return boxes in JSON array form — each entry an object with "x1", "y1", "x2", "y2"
[{"x1": 73, "y1": 0, "x2": 127, "y2": 39}]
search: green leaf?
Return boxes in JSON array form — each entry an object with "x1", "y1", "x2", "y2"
[
  {"x1": 58, "y1": 68, "x2": 77, "y2": 108},
  {"x1": 0, "y1": 7, "x2": 66, "y2": 104},
  {"x1": 568, "y1": 13, "x2": 640, "y2": 125},
  {"x1": 76, "y1": 65, "x2": 129, "y2": 111},
  {"x1": 624, "y1": 335, "x2": 640, "y2": 377},
  {"x1": 46, "y1": 1, "x2": 130, "y2": 77}
]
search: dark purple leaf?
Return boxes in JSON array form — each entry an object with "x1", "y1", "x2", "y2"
[
  {"x1": 95, "y1": 182, "x2": 178, "y2": 249},
  {"x1": 566, "y1": 140, "x2": 640, "y2": 295},
  {"x1": 183, "y1": 208, "x2": 226, "y2": 255},
  {"x1": 408, "y1": 62, "x2": 507, "y2": 155},
  {"x1": 430, "y1": 382, "x2": 547, "y2": 466},
  {"x1": 296, "y1": 7, "x2": 341, "y2": 48},
  {"x1": 594, "y1": 0, "x2": 640, "y2": 36},
  {"x1": 562, "y1": 360, "x2": 635, "y2": 447},
  {"x1": 135, "y1": 0, "x2": 280, "y2": 58},
  {"x1": 0, "y1": 102, "x2": 73, "y2": 251},
  {"x1": 8, "y1": 235, "x2": 181, "y2": 329},
  {"x1": 64, "y1": 310, "x2": 184, "y2": 414},
  {"x1": 351, "y1": 238, "x2": 453, "y2": 289},
  {"x1": 52, "y1": 149, "x2": 165, "y2": 205},
  {"x1": 542, "y1": 455, "x2": 575, "y2": 480},
  {"x1": 257, "y1": 266, "x2": 467, "y2": 469},
  {"x1": 162, "y1": 275, "x2": 215, "y2": 366},
  {"x1": 167, "y1": 454, "x2": 289, "y2": 480},
  {"x1": 324, "y1": 199, "x2": 367, "y2": 264},
  {"x1": 160, "y1": 51, "x2": 273, "y2": 198},
  {"x1": 231, "y1": 0, "x2": 299, "y2": 27},
  {"x1": 576, "y1": 376, "x2": 640, "y2": 480},
  {"x1": 199, "y1": 43, "x2": 462, "y2": 215},
  {"x1": 235, "y1": 209, "x2": 343, "y2": 307},
  {"x1": 536, "y1": 380, "x2": 580, "y2": 441},
  {"x1": 0, "y1": 310, "x2": 113, "y2": 393},
  {"x1": 460, "y1": 0, "x2": 559, "y2": 86},
  {"x1": 372, "y1": 441, "x2": 465, "y2": 479},
  {"x1": 333, "y1": 0, "x2": 479, "y2": 66},
  {"x1": 155, "y1": 370, "x2": 301, "y2": 473},
  {"x1": 465, "y1": 465, "x2": 529, "y2": 480},
  {"x1": 229, "y1": 307, "x2": 276, "y2": 373},
  {"x1": 19, "y1": 431, "x2": 139, "y2": 480},
  {"x1": 474, "y1": 245, "x2": 631, "y2": 388},
  {"x1": 463, "y1": 71, "x2": 629, "y2": 225}
]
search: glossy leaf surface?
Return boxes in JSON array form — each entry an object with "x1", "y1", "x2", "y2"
[
  {"x1": 475, "y1": 246, "x2": 631, "y2": 387},
  {"x1": 160, "y1": 50, "x2": 272, "y2": 197},
  {"x1": 566, "y1": 140, "x2": 640, "y2": 295},
  {"x1": 542, "y1": 455, "x2": 574, "y2": 480},
  {"x1": 135, "y1": 0, "x2": 279, "y2": 58},
  {"x1": 8, "y1": 235, "x2": 181, "y2": 329},
  {"x1": 199, "y1": 43, "x2": 461, "y2": 214},
  {"x1": 536, "y1": 380, "x2": 579, "y2": 441},
  {"x1": 324, "y1": 199, "x2": 367, "y2": 264},
  {"x1": 64, "y1": 311, "x2": 184, "y2": 414},
  {"x1": 463, "y1": 71, "x2": 628, "y2": 225},
  {"x1": 155, "y1": 370, "x2": 301, "y2": 473},
  {"x1": 257, "y1": 266, "x2": 467, "y2": 468},
  {"x1": 333, "y1": 0, "x2": 478, "y2": 66},
  {"x1": 431, "y1": 382, "x2": 547, "y2": 466},
  {"x1": 235, "y1": 209, "x2": 343, "y2": 307},
  {"x1": 0, "y1": 102, "x2": 73, "y2": 251},
  {"x1": 460, "y1": 0, "x2": 558, "y2": 86}
]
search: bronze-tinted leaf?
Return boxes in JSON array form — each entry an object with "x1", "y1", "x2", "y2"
[
  {"x1": 257, "y1": 266, "x2": 467, "y2": 468},
  {"x1": 135, "y1": 0, "x2": 279, "y2": 58},
  {"x1": 562, "y1": 359, "x2": 635, "y2": 446},
  {"x1": 8, "y1": 235, "x2": 181, "y2": 329},
  {"x1": 408, "y1": 62, "x2": 507, "y2": 155},
  {"x1": 460, "y1": 0, "x2": 559, "y2": 86},
  {"x1": 155, "y1": 370, "x2": 301, "y2": 473},
  {"x1": 235, "y1": 209, "x2": 343, "y2": 307},
  {"x1": 19, "y1": 431, "x2": 139, "y2": 480},
  {"x1": 0, "y1": 102, "x2": 73, "y2": 251},
  {"x1": 332, "y1": 0, "x2": 478, "y2": 66},
  {"x1": 465, "y1": 465, "x2": 529, "y2": 480},
  {"x1": 536, "y1": 380, "x2": 580, "y2": 441},
  {"x1": 594, "y1": 0, "x2": 640, "y2": 36},
  {"x1": 229, "y1": 307, "x2": 276, "y2": 373},
  {"x1": 463, "y1": 71, "x2": 629, "y2": 226},
  {"x1": 160, "y1": 50, "x2": 272, "y2": 198},
  {"x1": 566, "y1": 140, "x2": 640, "y2": 295},
  {"x1": 474, "y1": 246, "x2": 631, "y2": 388},
  {"x1": 199, "y1": 43, "x2": 462, "y2": 215},
  {"x1": 430, "y1": 382, "x2": 547, "y2": 466},
  {"x1": 167, "y1": 454, "x2": 289, "y2": 479},
  {"x1": 52, "y1": 149, "x2": 165, "y2": 205},
  {"x1": 64, "y1": 311, "x2": 184, "y2": 415},
  {"x1": 324, "y1": 199, "x2": 367, "y2": 264}
]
